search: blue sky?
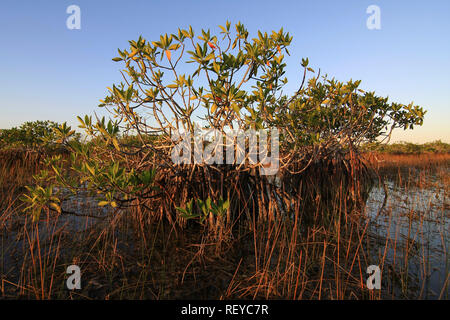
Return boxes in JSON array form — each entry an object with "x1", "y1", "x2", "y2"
[{"x1": 0, "y1": 0, "x2": 449, "y2": 142}]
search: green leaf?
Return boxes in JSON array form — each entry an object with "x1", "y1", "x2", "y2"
[
  {"x1": 85, "y1": 163, "x2": 95, "y2": 176},
  {"x1": 179, "y1": 213, "x2": 201, "y2": 220},
  {"x1": 176, "y1": 207, "x2": 188, "y2": 215},
  {"x1": 49, "y1": 203, "x2": 62, "y2": 214},
  {"x1": 98, "y1": 201, "x2": 109, "y2": 207},
  {"x1": 223, "y1": 199, "x2": 230, "y2": 210},
  {"x1": 112, "y1": 138, "x2": 120, "y2": 151}
]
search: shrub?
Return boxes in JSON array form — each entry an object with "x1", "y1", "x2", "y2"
[{"x1": 22, "y1": 23, "x2": 425, "y2": 225}]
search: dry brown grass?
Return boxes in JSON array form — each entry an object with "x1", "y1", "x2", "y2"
[{"x1": 366, "y1": 152, "x2": 450, "y2": 169}]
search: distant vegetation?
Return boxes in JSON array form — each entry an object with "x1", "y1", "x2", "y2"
[
  {"x1": 0, "y1": 120, "x2": 80, "y2": 150},
  {"x1": 362, "y1": 140, "x2": 450, "y2": 154},
  {"x1": 2, "y1": 121, "x2": 446, "y2": 156},
  {"x1": 0, "y1": 120, "x2": 58, "y2": 149}
]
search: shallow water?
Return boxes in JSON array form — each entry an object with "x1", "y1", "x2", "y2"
[
  {"x1": 365, "y1": 175, "x2": 449, "y2": 299},
  {"x1": 1, "y1": 164, "x2": 448, "y2": 299}
]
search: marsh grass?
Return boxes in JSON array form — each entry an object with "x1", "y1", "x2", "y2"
[{"x1": 0, "y1": 149, "x2": 448, "y2": 299}]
